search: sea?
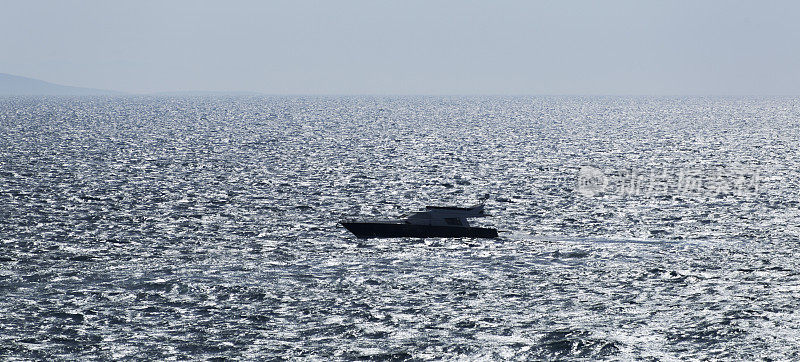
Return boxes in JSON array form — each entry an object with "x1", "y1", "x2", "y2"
[{"x1": 1, "y1": 96, "x2": 799, "y2": 360}]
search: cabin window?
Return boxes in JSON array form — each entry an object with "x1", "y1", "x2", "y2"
[{"x1": 444, "y1": 218, "x2": 462, "y2": 226}]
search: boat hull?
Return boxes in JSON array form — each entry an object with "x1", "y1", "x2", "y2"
[{"x1": 341, "y1": 222, "x2": 498, "y2": 239}]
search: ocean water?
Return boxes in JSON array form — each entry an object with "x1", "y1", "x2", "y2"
[{"x1": 1, "y1": 96, "x2": 799, "y2": 360}]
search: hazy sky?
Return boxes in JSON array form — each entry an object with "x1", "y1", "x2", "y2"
[{"x1": 2, "y1": 0, "x2": 799, "y2": 95}]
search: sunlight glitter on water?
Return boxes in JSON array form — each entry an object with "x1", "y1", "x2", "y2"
[{"x1": 1, "y1": 96, "x2": 800, "y2": 359}]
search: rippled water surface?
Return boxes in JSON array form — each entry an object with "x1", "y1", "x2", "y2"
[{"x1": 2, "y1": 96, "x2": 800, "y2": 360}]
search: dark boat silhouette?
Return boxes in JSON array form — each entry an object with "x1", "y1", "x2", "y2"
[{"x1": 340, "y1": 204, "x2": 498, "y2": 239}]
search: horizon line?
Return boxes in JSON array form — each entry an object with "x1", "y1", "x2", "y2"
[{"x1": 3, "y1": 72, "x2": 799, "y2": 98}]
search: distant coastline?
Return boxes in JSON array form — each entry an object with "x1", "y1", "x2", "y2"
[
  {"x1": 0, "y1": 73, "x2": 125, "y2": 96},
  {"x1": 0, "y1": 73, "x2": 264, "y2": 96}
]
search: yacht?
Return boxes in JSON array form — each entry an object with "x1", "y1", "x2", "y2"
[{"x1": 340, "y1": 204, "x2": 498, "y2": 239}]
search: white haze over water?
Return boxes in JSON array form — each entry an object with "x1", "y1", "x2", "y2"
[{"x1": 1, "y1": 96, "x2": 800, "y2": 359}]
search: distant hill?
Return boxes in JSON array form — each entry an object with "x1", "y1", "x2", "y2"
[{"x1": 0, "y1": 73, "x2": 123, "y2": 95}]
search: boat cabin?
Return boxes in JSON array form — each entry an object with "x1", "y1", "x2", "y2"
[{"x1": 403, "y1": 205, "x2": 486, "y2": 227}]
